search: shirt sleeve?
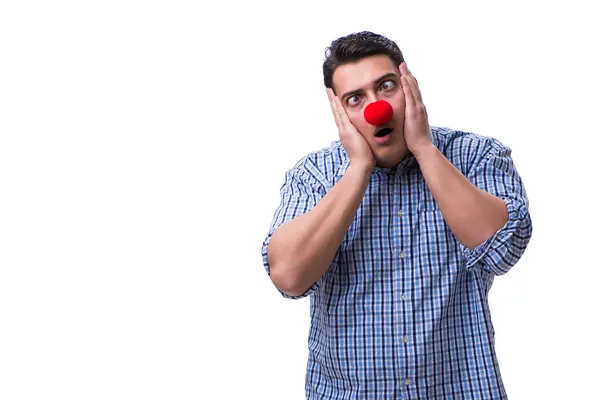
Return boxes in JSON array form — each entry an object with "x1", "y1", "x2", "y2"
[
  {"x1": 460, "y1": 138, "x2": 533, "y2": 275},
  {"x1": 261, "y1": 166, "x2": 330, "y2": 299}
]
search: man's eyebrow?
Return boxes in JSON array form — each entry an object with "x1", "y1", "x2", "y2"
[
  {"x1": 341, "y1": 73, "x2": 398, "y2": 101},
  {"x1": 373, "y1": 72, "x2": 398, "y2": 85}
]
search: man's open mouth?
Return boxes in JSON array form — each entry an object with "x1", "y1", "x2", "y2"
[{"x1": 375, "y1": 127, "x2": 393, "y2": 138}]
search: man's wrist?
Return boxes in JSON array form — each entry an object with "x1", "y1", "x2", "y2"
[
  {"x1": 412, "y1": 141, "x2": 437, "y2": 163},
  {"x1": 350, "y1": 160, "x2": 373, "y2": 174},
  {"x1": 348, "y1": 160, "x2": 373, "y2": 177}
]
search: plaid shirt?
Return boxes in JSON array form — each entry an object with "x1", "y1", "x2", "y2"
[{"x1": 261, "y1": 126, "x2": 533, "y2": 399}]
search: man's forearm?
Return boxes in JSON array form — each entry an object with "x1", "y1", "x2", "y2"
[
  {"x1": 268, "y1": 163, "x2": 372, "y2": 296},
  {"x1": 413, "y1": 143, "x2": 508, "y2": 249}
]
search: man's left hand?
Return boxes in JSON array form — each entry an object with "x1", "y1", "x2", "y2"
[{"x1": 399, "y1": 62, "x2": 433, "y2": 157}]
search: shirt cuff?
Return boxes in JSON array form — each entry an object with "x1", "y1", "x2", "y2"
[{"x1": 461, "y1": 197, "x2": 526, "y2": 274}]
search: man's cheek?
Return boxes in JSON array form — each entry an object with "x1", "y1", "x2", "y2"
[
  {"x1": 392, "y1": 105, "x2": 405, "y2": 124},
  {"x1": 392, "y1": 99, "x2": 404, "y2": 114},
  {"x1": 349, "y1": 114, "x2": 365, "y2": 130},
  {"x1": 352, "y1": 119, "x2": 371, "y2": 139}
]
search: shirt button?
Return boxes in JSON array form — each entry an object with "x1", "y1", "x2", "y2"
[
  {"x1": 403, "y1": 336, "x2": 408, "y2": 343},
  {"x1": 401, "y1": 295, "x2": 407, "y2": 301},
  {"x1": 399, "y1": 210, "x2": 404, "y2": 216},
  {"x1": 399, "y1": 252, "x2": 406, "y2": 259},
  {"x1": 405, "y1": 378, "x2": 410, "y2": 385}
]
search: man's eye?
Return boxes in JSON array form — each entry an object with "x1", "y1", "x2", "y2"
[
  {"x1": 347, "y1": 96, "x2": 360, "y2": 105},
  {"x1": 381, "y1": 80, "x2": 396, "y2": 91}
]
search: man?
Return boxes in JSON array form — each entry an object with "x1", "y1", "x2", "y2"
[{"x1": 261, "y1": 31, "x2": 533, "y2": 400}]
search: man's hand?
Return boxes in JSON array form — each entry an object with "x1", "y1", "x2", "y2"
[
  {"x1": 399, "y1": 62, "x2": 434, "y2": 157},
  {"x1": 327, "y1": 88, "x2": 375, "y2": 169}
]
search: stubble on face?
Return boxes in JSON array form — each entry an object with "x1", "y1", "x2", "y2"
[{"x1": 331, "y1": 54, "x2": 410, "y2": 168}]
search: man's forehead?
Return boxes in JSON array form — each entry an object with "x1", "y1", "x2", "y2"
[{"x1": 332, "y1": 54, "x2": 398, "y2": 94}]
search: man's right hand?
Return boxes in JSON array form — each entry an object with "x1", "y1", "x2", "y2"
[{"x1": 327, "y1": 88, "x2": 375, "y2": 169}]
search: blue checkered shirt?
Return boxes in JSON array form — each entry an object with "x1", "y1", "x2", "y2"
[{"x1": 261, "y1": 126, "x2": 533, "y2": 399}]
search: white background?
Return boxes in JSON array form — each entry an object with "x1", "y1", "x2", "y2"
[{"x1": 1, "y1": 1, "x2": 598, "y2": 399}]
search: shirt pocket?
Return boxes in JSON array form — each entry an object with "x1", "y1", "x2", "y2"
[
  {"x1": 416, "y1": 205, "x2": 472, "y2": 282},
  {"x1": 414, "y1": 208, "x2": 462, "y2": 282},
  {"x1": 418, "y1": 181, "x2": 440, "y2": 212}
]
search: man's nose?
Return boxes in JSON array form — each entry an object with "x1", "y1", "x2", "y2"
[
  {"x1": 365, "y1": 93, "x2": 380, "y2": 105},
  {"x1": 364, "y1": 99, "x2": 393, "y2": 126}
]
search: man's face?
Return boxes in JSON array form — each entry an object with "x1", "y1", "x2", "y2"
[{"x1": 332, "y1": 54, "x2": 408, "y2": 168}]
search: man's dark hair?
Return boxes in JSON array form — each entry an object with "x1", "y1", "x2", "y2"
[{"x1": 323, "y1": 31, "x2": 404, "y2": 93}]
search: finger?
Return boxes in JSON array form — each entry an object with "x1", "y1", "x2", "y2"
[
  {"x1": 402, "y1": 63, "x2": 423, "y2": 103},
  {"x1": 401, "y1": 74, "x2": 416, "y2": 111},
  {"x1": 333, "y1": 94, "x2": 354, "y2": 132},
  {"x1": 327, "y1": 88, "x2": 342, "y2": 130}
]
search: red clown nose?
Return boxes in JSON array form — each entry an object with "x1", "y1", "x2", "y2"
[{"x1": 364, "y1": 100, "x2": 393, "y2": 126}]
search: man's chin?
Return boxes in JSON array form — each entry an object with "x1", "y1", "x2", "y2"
[{"x1": 374, "y1": 145, "x2": 410, "y2": 169}]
